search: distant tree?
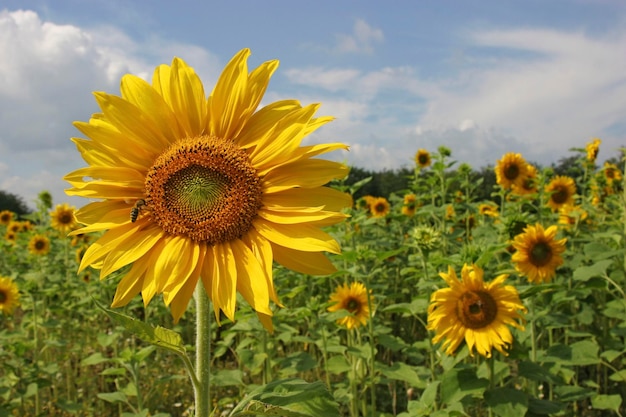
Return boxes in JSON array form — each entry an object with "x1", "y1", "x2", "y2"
[
  {"x1": 551, "y1": 155, "x2": 584, "y2": 181},
  {"x1": 0, "y1": 190, "x2": 31, "y2": 217}
]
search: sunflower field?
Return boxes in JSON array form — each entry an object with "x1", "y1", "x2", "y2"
[
  {"x1": 2, "y1": 50, "x2": 626, "y2": 417},
  {"x1": 1, "y1": 141, "x2": 625, "y2": 417}
]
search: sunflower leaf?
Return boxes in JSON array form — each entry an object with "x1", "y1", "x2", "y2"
[
  {"x1": 229, "y1": 378, "x2": 339, "y2": 417},
  {"x1": 93, "y1": 299, "x2": 186, "y2": 357}
]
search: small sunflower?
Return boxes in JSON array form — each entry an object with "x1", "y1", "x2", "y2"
[
  {"x1": 5, "y1": 231, "x2": 17, "y2": 244},
  {"x1": 7, "y1": 221, "x2": 21, "y2": 234},
  {"x1": 411, "y1": 225, "x2": 441, "y2": 252},
  {"x1": 545, "y1": 176, "x2": 576, "y2": 211},
  {"x1": 586, "y1": 138, "x2": 601, "y2": 162},
  {"x1": 445, "y1": 204, "x2": 455, "y2": 220},
  {"x1": 415, "y1": 149, "x2": 431, "y2": 169},
  {"x1": 495, "y1": 153, "x2": 529, "y2": 190},
  {"x1": 478, "y1": 203, "x2": 499, "y2": 218},
  {"x1": 603, "y1": 162, "x2": 622, "y2": 185},
  {"x1": 511, "y1": 164, "x2": 538, "y2": 196},
  {"x1": 358, "y1": 195, "x2": 376, "y2": 211},
  {"x1": 511, "y1": 224, "x2": 567, "y2": 284},
  {"x1": 50, "y1": 203, "x2": 78, "y2": 233},
  {"x1": 401, "y1": 194, "x2": 417, "y2": 217},
  {"x1": 0, "y1": 276, "x2": 20, "y2": 315},
  {"x1": 64, "y1": 49, "x2": 350, "y2": 330},
  {"x1": 370, "y1": 197, "x2": 390, "y2": 218},
  {"x1": 427, "y1": 264, "x2": 525, "y2": 357},
  {"x1": 558, "y1": 205, "x2": 588, "y2": 229},
  {"x1": 0, "y1": 210, "x2": 13, "y2": 226},
  {"x1": 28, "y1": 234, "x2": 51, "y2": 256},
  {"x1": 327, "y1": 282, "x2": 373, "y2": 329}
]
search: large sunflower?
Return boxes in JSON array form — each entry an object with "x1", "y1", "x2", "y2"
[
  {"x1": 327, "y1": 282, "x2": 372, "y2": 329},
  {"x1": 64, "y1": 49, "x2": 350, "y2": 331},
  {"x1": 0, "y1": 276, "x2": 20, "y2": 315},
  {"x1": 427, "y1": 264, "x2": 526, "y2": 357},
  {"x1": 415, "y1": 149, "x2": 431, "y2": 169},
  {"x1": 545, "y1": 176, "x2": 576, "y2": 211},
  {"x1": 50, "y1": 203, "x2": 78, "y2": 233},
  {"x1": 29, "y1": 234, "x2": 51, "y2": 256},
  {"x1": 494, "y1": 153, "x2": 529, "y2": 190},
  {"x1": 511, "y1": 224, "x2": 567, "y2": 284}
]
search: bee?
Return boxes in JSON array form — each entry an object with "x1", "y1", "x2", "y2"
[{"x1": 130, "y1": 199, "x2": 146, "y2": 223}]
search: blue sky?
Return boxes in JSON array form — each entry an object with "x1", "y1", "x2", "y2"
[{"x1": 1, "y1": 0, "x2": 626, "y2": 208}]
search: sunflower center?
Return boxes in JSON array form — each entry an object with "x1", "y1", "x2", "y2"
[
  {"x1": 551, "y1": 186, "x2": 569, "y2": 204},
  {"x1": 0, "y1": 291, "x2": 6, "y2": 303},
  {"x1": 346, "y1": 298, "x2": 360, "y2": 313},
  {"x1": 418, "y1": 154, "x2": 429, "y2": 165},
  {"x1": 530, "y1": 242, "x2": 553, "y2": 266},
  {"x1": 35, "y1": 240, "x2": 46, "y2": 250},
  {"x1": 145, "y1": 135, "x2": 263, "y2": 244},
  {"x1": 456, "y1": 291, "x2": 497, "y2": 329},
  {"x1": 504, "y1": 163, "x2": 520, "y2": 180},
  {"x1": 59, "y1": 212, "x2": 73, "y2": 225}
]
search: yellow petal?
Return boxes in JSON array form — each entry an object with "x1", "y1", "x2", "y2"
[
  {"x1": 253, "y1": 219, "x2": 340, "y2": 254},
  {"x1": 231, "y1": 239, "x2": 272, "y2": 315},
  {"x1": 212, "y1": 243, "x2": 237, "y2": 321},
  {"x1": 263, "y1": 159, "x2": 349, "y2": 192},
  {"x1": 237, "y1": 100, "x2": 301, "y2": 149},
  {"x1": 263, "y1": 187, "x2": 353, "y2": 212},
  {"x1": 272, "y1": 244, "x2": 337, "y2": 275},
  {"x1": 168, "y1": 57, "x2": 207, "y2": 137},
  {"x1": 111, "y1": 259, "x2": 149, "y2": 307}
]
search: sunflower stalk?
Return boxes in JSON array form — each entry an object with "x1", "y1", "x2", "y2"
[{"x1": 194, "y1": 284, "x2": 212, "y2": 417}]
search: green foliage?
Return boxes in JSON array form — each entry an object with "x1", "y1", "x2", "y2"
[{"x1": 0, "y1": 190, "x2": 31, "y2": 216}]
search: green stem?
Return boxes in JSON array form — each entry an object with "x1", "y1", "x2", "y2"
[{"x1": 194, "y1": 284, "x2": 212, "y2": 417}]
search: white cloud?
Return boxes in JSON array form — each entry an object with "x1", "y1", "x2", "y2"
[{"x1": 334, "y1": 18, "x2": 384, "y2": 55}]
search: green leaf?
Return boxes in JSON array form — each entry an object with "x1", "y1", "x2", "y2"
[
  {"x1": 379, "y1": 362, "x2": 425, "y2": 388},
  {"x1": 541, "y1": 340, "x2": 600, "y2": 365},
  {"x1": 81, "y1": 352, "x2": 109, "y2": 366},
  {"x1": 591, "y1": 394, "x2": 622, "y2": 411},
  {"x1": 97, "y1": 391, "x2": 128, "y2": 404},
  {"x1": 527, "y1": 397, "x2": 564, "y2": 414},
  {"x1": 229, "y1": 378, "x2": 340, "y2": 417},
  {"x1": 573, "y1": 260, "x2": 613, "y2": 282},
  {"x1": 325, "y1": 355, "x2": 350, "y2": 374},
  {"x1": 440, "y1": 367, "x2": 488, "y2": 404},
  {"x1": 213, "y1": 369, "x2": 244, "y2": 387},
  {"x1": 484, "y1": 388, "x2": 528, "y2": 417},
  {"x1": 518, "y1": 361, "x2": 562, "y2": 384},
  {"x1": 94, "y1": 300, "x2": 186, "y2": 357}
]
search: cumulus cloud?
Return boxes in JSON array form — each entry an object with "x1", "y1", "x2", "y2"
[
  {"x1": 334, "y1": 18, "x2": 384, "y2": 55},
  {"x1": 0, "y1": 9, "x2": 221, "y2": 208}
]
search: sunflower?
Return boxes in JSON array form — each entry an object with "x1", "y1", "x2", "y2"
[
  {"x1": 545, "y1": 176, "x2": 576, "y2": 211},
  {"x1": 7, "y1": 221, "x2": 21, "y2": 234},
  {"x1": 586, "y1": 137, "x2": 601, "y2": 162},
  {"x1": 603, "y1": 162, "x2": 622, "y2": 185},
  {"x1": 511, "y1": 164, "x2": 538, "y2": 196},
  {"x1": 445, "y1": 204, "x2": 455, "y2": 220},
  {"x1": 50, "y1": 203, "x2": 78, "y2": 233},
  {"x1": 494, "y1": 153, "x2": 529, "y2": 190},
  {"x1": 511, "y1": 224, "x2": 567, "y2": 284},
  {"x1": 327, "y1": 282, "x2": 373, "y2": 329},
  {"x1": 64, "y1": 49, "x2": 350, "y2": 331},
  {"x1": 558, "y1": 205, "x2": 588, "y2": 229},
  {"x1": 370, "y1": 197, "x2": 390, "y2": 218},
  {"x1": 415, "y1": 149, "x2": 431, "y2": 168},
  {"x1": 427, "y1": 264, "x2": 525, "y2": 357},
  {"x1": 29, "y1": 234, "x2": 51, "y2": 255},
  {"x1": 5, "y1": 231, "x2": 17, "y2": 244},
  {"x1": 478, "y1": 203, "x2": 499, "y2": 218},
  {"x1": 0, "y1": 210, "x2": 13, "y2": 226},
  {"x1": 401, "y1": 194, "x2": 417, "y2": 216},
  {"x1": 0, "y1": 276, "x2": 20, "y2": 315}
]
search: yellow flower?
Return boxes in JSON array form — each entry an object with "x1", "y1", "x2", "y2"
[
  {"x1": 0, "y1": 210, "x2": 13, "y2": 225},
  {"x1": 427, "y1": 264, "x2": 525, "y2": 357},
  {"x1": 64, "y1": 49, "x2": 350, "y2": 331},
  {"x1": 370, "y1": 197, "x2": 390, "y2": 217},
  {"x1": 478, "y1": 203, "x2": 499, "y2": 218},
  {"x1": 558, "y1": 205, "x2": 588, "y2": 229},
  {"x1": 511, "y1": 164, "x2": 538, "y2": 196},
  {"x1": 495, "y1": 153, "x2": 529, "y2": 190},
  {"x1": 50, "y1": 203, "x2": 78, "y2": 234},
  {"x1": 445, "y1": 204, "x2": 455, "y2": 220},
  {"x1": 7, "y1": 221, "x2": 21, "y2": 234},
  {"x1": 545, "y1": 176, "x2": 576, "y2": 211},
  {"x1": 327, "y1": 282, "x2": 372, "y2": 329},
  {"x1": 603, "y1": 162, "x2": 622, "y2": 184},
  {"x1": 401, "y1": 194, "x2": 417, "y2": 216},
  {"x1": 0, "y1": 276, "x2": 20, "y2": 315},
  {"x1": 415, "y1": 149, "x2": 431, "y2": 168},
  {"x1": 29, "y1": 234, "x2": 51, "y2": 255},
  {"x1": 511, "y1": 224, "x2": 567, "y2": 284},
  {"x1": 586, "y1": 137, "x2": 601, "y2": 162},
  {"x1": 5, "y1": 231, "x2": 17, "y2": 244}
]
